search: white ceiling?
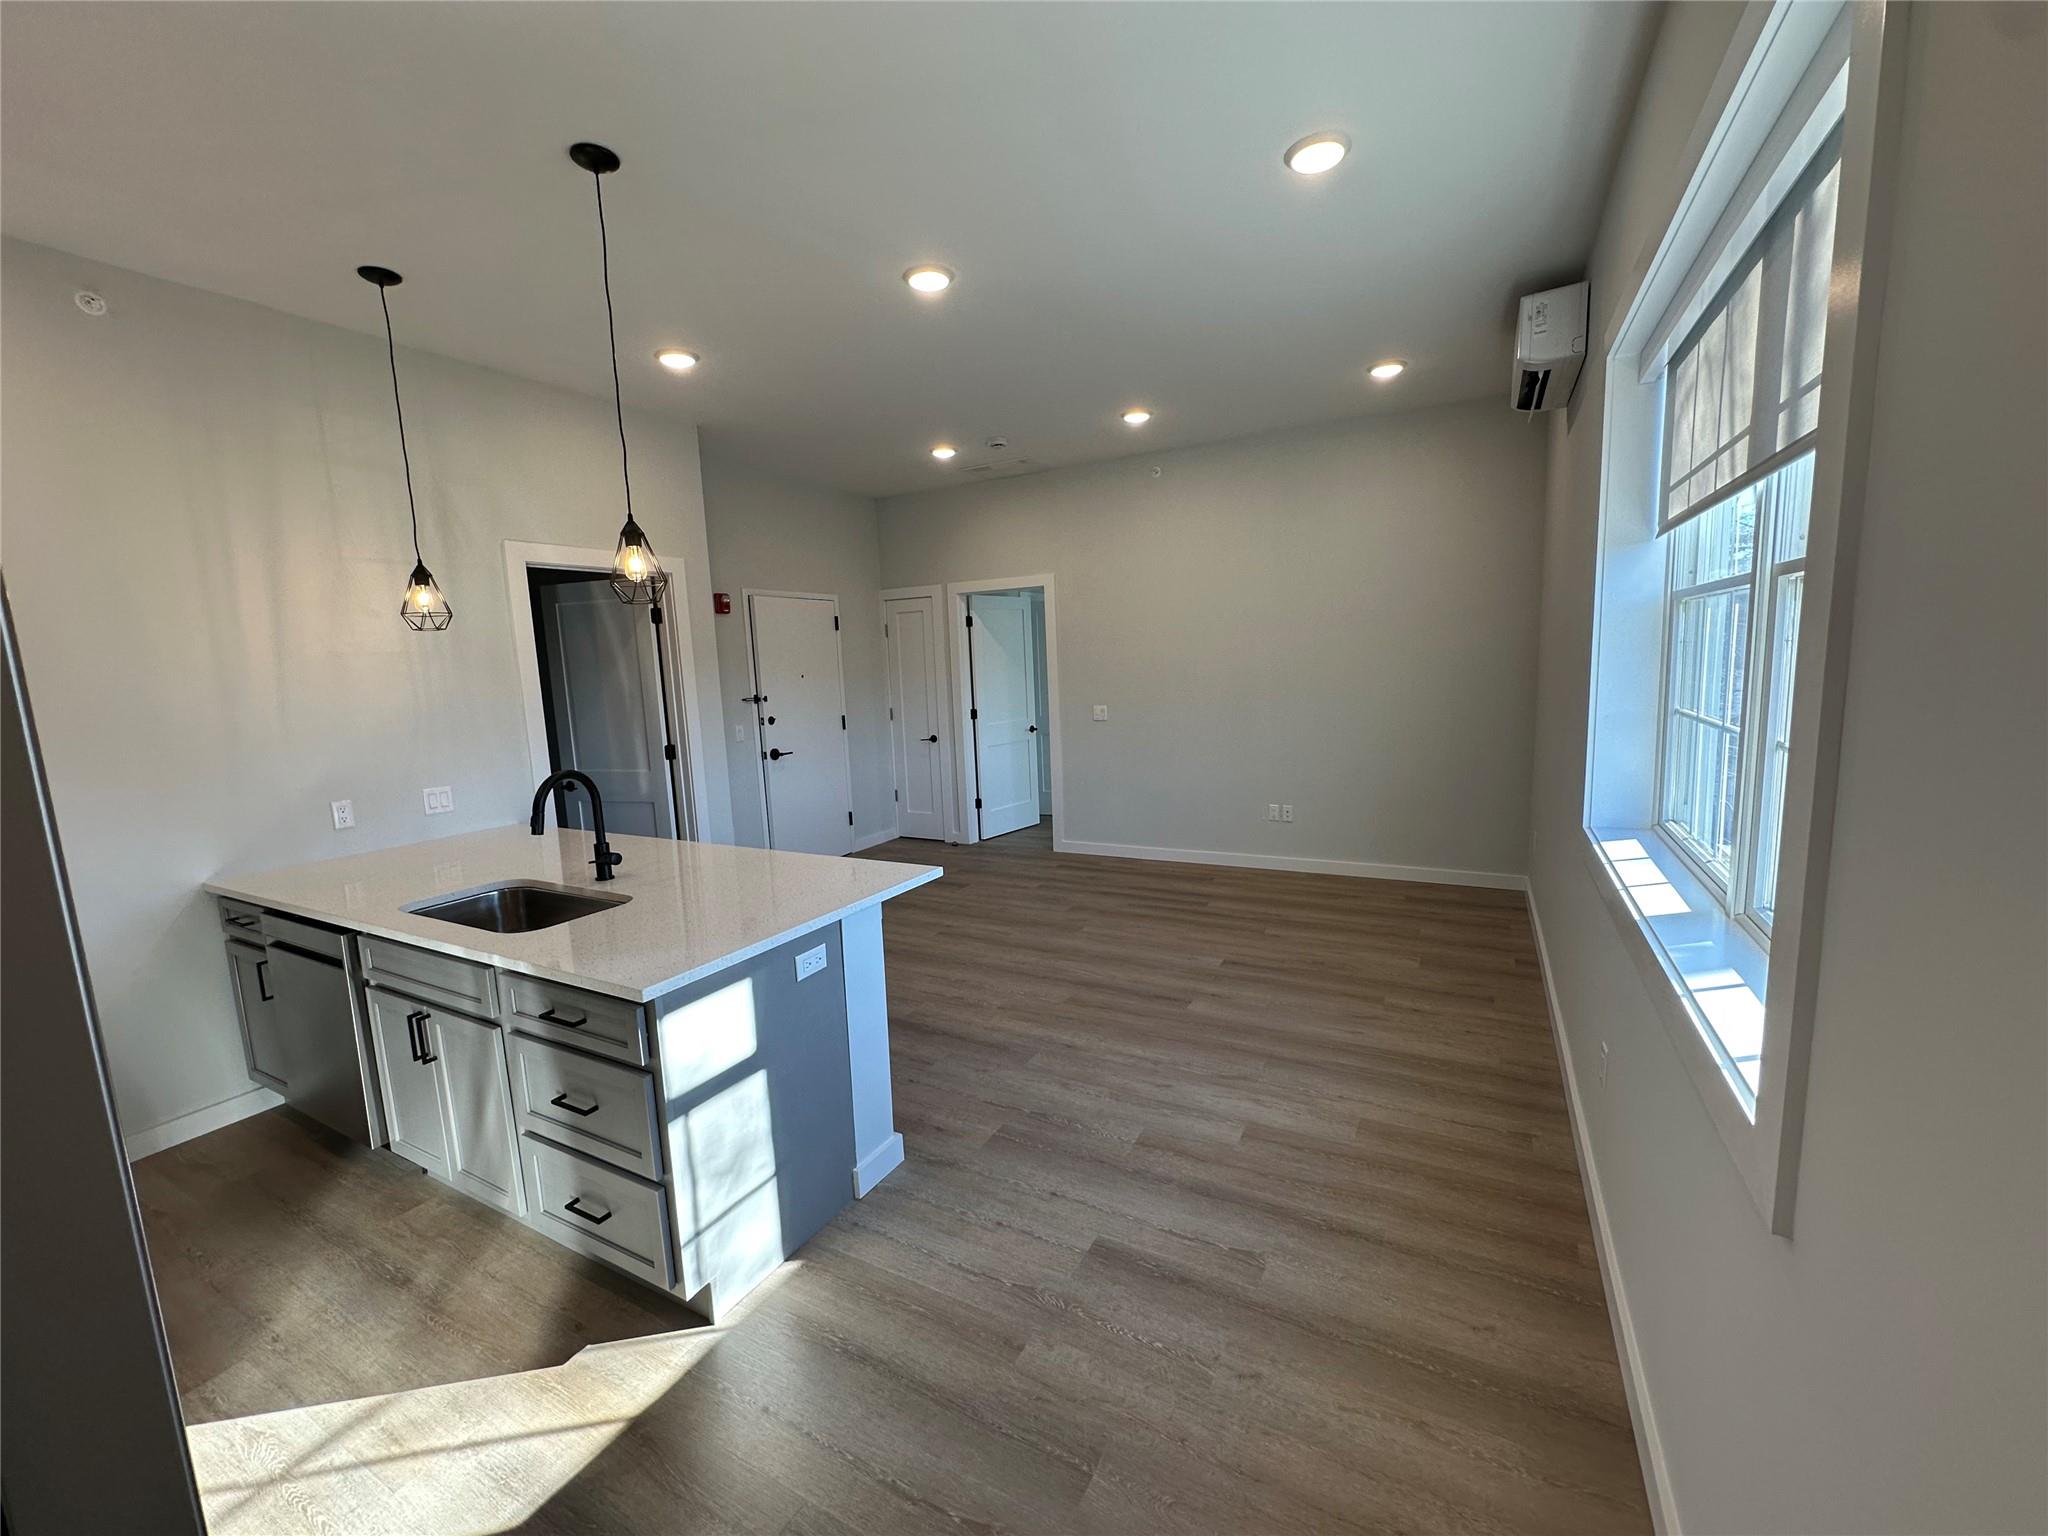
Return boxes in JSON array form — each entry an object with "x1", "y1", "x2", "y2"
[{"x1": 2, "y1": 2, "x2": 1654, "y2": 497}]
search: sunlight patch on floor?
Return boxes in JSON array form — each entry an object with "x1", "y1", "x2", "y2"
[{"x1": 186, "y1": 1323, "x2": 725, "y2": 1535}]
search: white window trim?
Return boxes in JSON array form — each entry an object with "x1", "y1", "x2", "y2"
[{"x1": 1580, "y1": 0, "x2": 1908, "y2": 1235}]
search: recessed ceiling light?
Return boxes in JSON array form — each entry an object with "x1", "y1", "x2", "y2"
[
  {"x1": 930, "y1": 445, "x2": 957, "y2": 461},
  {"x1": 1284, "y1": 132, "x2": 1350, "y2": 176},
  {"x1": 1121, "y1": 408, "x2": 1153, "y2": 426},
  {"x1": 1369, "y1": 360, "x2": 1406, "y2": 380},
  {"x1": 655, "y1": 349, "x2": 699, "y2": 372},
  {"x1": 904, "y1": 265, "x2": 955, "y2": 294}
]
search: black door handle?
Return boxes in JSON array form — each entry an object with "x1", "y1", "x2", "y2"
[
  {"x1": 256, "y1": 959, "x2": 273, "y2": 1002},
  {"x1": 537, "y1": 1006, "x2": 587, "y2": 1029},
  {"x1": 549, "y1": 1091, "x2": 601, "y2": 1118},
  {"x1": 564, "y1": 1196, "x2": 612, "y2": 1225},
  {"x1": 768, "y1": 748, "x2": 795, "y2": 760},
  {"x1": 1028, "y1": 724, "x2": 1039, "y2": 733},
  {"x1": 924, "y1": 734, "x2": 939, "y2": 743}
]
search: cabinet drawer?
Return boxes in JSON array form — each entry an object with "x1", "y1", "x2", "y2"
[
  {"x1": 522, "y1": 1135, "x2": 674, "y2": 1289},
  {"x1": 502, "y1": 973, "x2": 647, "y2": 1067},
  {"x1": 508, "y1": 1033, "x2": 661, "y2": 1180},
  {"x1": 218, "y1": 898, "x2": 265, "y2": 941},
  {"x1": 361, "y1": 935, "x2": 496, "y2": 1016},
  {"x1": 260, "y1": 911, "x2": 347, "y2": 962}
]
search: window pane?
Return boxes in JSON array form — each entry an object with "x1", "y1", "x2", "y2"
[
  {"x1": 1777, "y1": 161, "x2": 1840, "y2": 446},
  {"x1": 1750, "y1": 571, "x2": 1806, "y2": 925},
  {"x1": 1662, "y1": 581, "x2": 1750, "y2": 878},
  {"x1": 1670, "y1": 491, "x2": 1757, "y2": 588}
]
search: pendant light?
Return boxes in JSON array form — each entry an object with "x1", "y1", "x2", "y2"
[
  {"x1": 359, "y1": 265, "x2": 452, "y2": 631},
  {"x1": 569, "y1": 142, "x2": 668, "y2": 605}
]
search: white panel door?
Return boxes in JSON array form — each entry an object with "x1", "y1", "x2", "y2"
[
  {"x1": 885, "y1": 596, "x2": 947, "y2": 841},
  {"x1": 541, "y1": 580, "x2": 677, "y2": 839},
  {"x1": 749, "y1": 594, "x2": 853, "y2": 855},
  {"x1": 967, "y1": 592, "x2": 1040, "y2": 840}
]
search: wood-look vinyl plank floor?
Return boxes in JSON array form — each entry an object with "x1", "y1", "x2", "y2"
[{"x1": 143, "y1": 821, "x2": 1650, "y2": 1533}]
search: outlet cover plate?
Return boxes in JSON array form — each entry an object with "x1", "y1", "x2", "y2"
[{"x1": 794, "y1": 943, "x2": 829, "y2": 982}]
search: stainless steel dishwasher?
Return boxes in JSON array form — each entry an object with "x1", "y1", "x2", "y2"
[{"x1": 259, "y1": 911, "x2": 386, "y2": 1146}]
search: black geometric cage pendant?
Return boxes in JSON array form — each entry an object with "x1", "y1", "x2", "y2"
[
  {"x1": 571, "y1": 141, "x2": 669, "y2": 607},
  {"x1": 359, "y1": 264, "x2": 453, "y2": 632}
]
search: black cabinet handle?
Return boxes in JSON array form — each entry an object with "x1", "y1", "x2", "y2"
[
  {"x1": 407, "y1": 1010, "x2": 437, "y2": 1065},
  {"x1": 405, "y1": 1010, "x2": 425, "y2": 1063},
  {"x1": 537, "y1": 1006, "x2": 587, "y2": 1029},
  {"x1": 227, "y1": 913, "x2": 259, "y2": 929},
  {"x1": 549, "y1": 1091, "x2": 600, "y2": 1118},
  {"x1": 564, "y1": 1196, "x2": 611, "y2": 1225},
  {"x1": 256, "y1": 959, "x2": 273, "y2": 1003},
  {"x1": 768, "y1": 747, "x2": 795, "y2": 760}
]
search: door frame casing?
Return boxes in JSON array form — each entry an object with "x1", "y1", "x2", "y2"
[
  {"x1": 946, "y1": 573, "x2": 1064, "y2": 848},
  {"x1": 880, "y1": 584, "x2": 952, "y2": 843},
  {"x1": 742, "y1": 588, "x2": 855, "y2": 853},
  {"x1": 503, "y1": 540, "x2": 707, "y2": 842}
]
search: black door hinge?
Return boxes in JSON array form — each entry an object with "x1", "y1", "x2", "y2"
[
  {"x1": 894, "y1": 789, "x2": 899, "y2": 802},
  {"x1": 970, "y1": 707, "x2": 978, "y2": 720},
  {"x1": 965, "y1": 614, "x2": 974, "y2": 628},
  {"x1": 974, "y1": 797, "x2": 983, "y2": 809},
  {"x1": 889, "y1": 707, "x2": 895, "y2": 720},
  {"x1": 841, "y1": 715, "x2": 846, "y2": 730},
  {"x1": 833, "y1": 614, "x2": 840, "y2": 630},
  {"x1": 663, "y1": 743, "x2": 678, "y2": 762},
  {"x1": 848, "y1": 811, "x2": 854, "y2": 826}
]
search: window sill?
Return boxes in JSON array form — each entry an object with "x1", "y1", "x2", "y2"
[{"x1": 1579, "y1": 825, "x2": 1770, "y2": 1114}]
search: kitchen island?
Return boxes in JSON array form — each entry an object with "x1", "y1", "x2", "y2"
[{"x1": 205, "y1": 826, "x2": 940, "y2": 1320}]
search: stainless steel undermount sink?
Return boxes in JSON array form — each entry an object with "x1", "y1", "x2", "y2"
[{"x1": 407, "y1": 881, "x2": 629, "y2": 934}]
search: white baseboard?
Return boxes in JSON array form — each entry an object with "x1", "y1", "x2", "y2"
[
  {"x1": 1526, "y1": 891, "x2": 1679, "y2": 1536},
  {"x1": 852, "y1": 1132, "x2": 905, "y2": 1197},
  {"x1": 1056, "y1": 837, "x2": 1528, "y2": 892},
  {"x1": 851, "y1": 826, "x2": 900, "y2": 853},
  {"x1": 123, "y1": 1084, "x2": 282, "y2": 1162}
]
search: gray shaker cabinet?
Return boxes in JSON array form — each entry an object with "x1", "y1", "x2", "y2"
[
  {"x1": 431, "y1": 1009, "x2": 525, "y2": 1217},
  {"x1": 225, "y1": 938, "x2": 289, "y2": 1089},
  {"x1": 365, "y1": 986, "x2": 451, "y2": 1180}
]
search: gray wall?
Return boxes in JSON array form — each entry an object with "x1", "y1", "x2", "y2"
[
  {"x1": 1527, "y1": 5, "x2": 2048, "y2": 1532},
  {"x1": 701, "y1": 446, "x2": 894, "y2": 849},
  {"x1": 0, "y1": 237, "x2": 732, "y2": 1143},
  {"x1": 878, "y1": 401, "x2": 1547, "y2": 878}
]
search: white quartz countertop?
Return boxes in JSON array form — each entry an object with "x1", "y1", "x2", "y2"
[{"x1": 204, "y1": 826, "x2": 941, "y2": 1003}]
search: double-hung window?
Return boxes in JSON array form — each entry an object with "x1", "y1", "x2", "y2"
[
  {"x1": 1654, "y1": 134, "x2": 1838, "y2": 941},
  {"x1": 1578, "y1": 0, "x2": 1890, "y2": 1234}
]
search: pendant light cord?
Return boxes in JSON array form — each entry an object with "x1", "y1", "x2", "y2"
[
  {"x1": 590, "y1": 171, "x2": 634, "y2": 521},
  {"x1": 377, "y1": 285, "x2": 424, "y2": 566}
]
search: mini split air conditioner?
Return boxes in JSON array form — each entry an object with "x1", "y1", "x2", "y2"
[{"x1": 1510, "y1": 281, "x2": 1588, "y2": 412}]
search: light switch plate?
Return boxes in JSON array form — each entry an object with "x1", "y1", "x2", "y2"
[
  {"x1": 331, "y1": 799, "x2": 355, "y2": 831},
  {"x1": 423, "y1": 785, "x2": 453, "y2": 815},
  {"x1": 794, "y1": 943, "x2": 829, "y2": 982},
  {"x1": 1091, "y1": 704, "x2": 1109, "y2": 722}
]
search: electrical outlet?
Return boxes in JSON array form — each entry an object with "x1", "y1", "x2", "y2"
[
  {"x1": 734, "y1": 724, "x2": 747, "y2": 742},
  {"x1": 794, "y1": 943, "x2": 829, "y2": 982},
  {"x1": 1267, "y1": 803, "x2": 1281, "y2": 821},
  {"x1": 422, "y1": 785, "x2": 453, "y2": 815},
  {"x1": 1599, "y1": 1042, "x2": 1611, "y2": 1086},
  {"x1": 331, "y1": 799, "x2": 355, "y2": 831},
  {"x1": 1091, "y1": 704, "x2": 1109, "y2": 722},
  {"x1": 1281, "y1": 804, "x2": 1294, "y2": 823}
]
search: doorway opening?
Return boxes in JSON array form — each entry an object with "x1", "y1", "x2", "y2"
[
  {"x1": 947, "y1": 575, "x2": 1062, "y2": 848},
  {"x1": 527, "y1": 568, "x2": 681, "y2": 838},
  {"x1": 504, "y1": 540, "x2": 707, "y2": 842}
]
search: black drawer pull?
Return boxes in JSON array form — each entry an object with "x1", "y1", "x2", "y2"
[
  {"x1": 226, "y1": 912, "x2": 259, "y2": 929},
  {"x1": 256, "y1": 959, "x2": 273, "y2": 1003},
  {"x1": 537, "y1": 1006, "x2": 587, "y2": 1028},
  {"x1": 564, "y1": 1196, "x2": 611, "y2": 1225},
  {"x1": 549, "y1": 1091, "x2": 600, "y2": 1118}
]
